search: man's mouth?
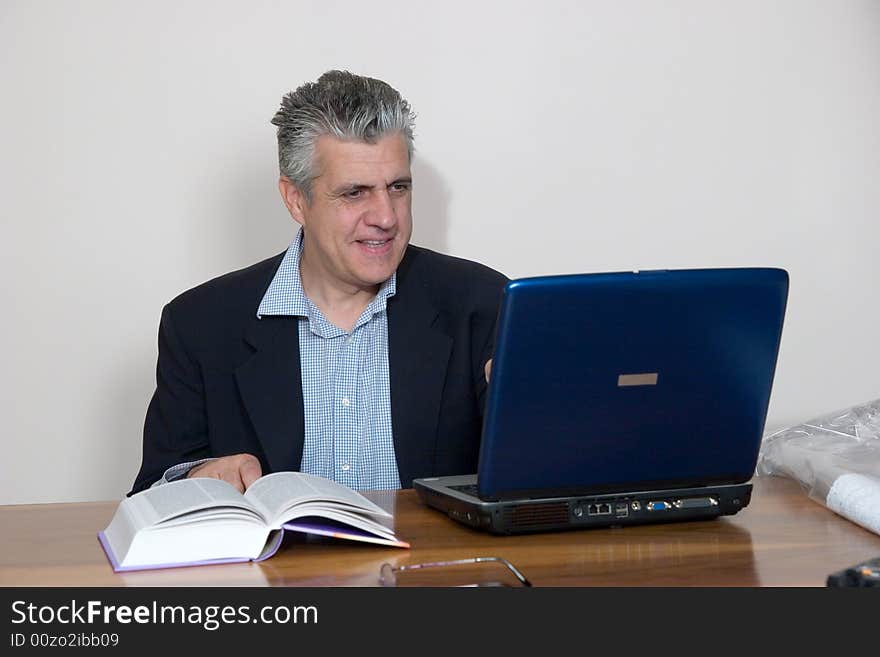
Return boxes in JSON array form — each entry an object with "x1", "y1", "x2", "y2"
[{"x1": 356, "y1": 238, "x2": 394, "y2": 251}]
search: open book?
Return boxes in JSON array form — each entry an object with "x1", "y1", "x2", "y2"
[{"x1": 98, "y1": 472, "x2": 409, "y2": 572}]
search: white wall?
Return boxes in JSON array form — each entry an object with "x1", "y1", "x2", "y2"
[{"x1": 2, "y1": 0, "x2": 878, "y2": 504}]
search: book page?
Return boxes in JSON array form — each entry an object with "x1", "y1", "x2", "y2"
[
  {"x1": 279, "y1": 505, "x2": 398, "y2": 538},
  {"x1": 128, "y1": 478, "x2": 263, "y2": 527},
  {"x1": 244, "y1": 472, "x2": 391, "y2": 525},
  {"x1": 158, "y1": 508, "x2": 265, "y2": 528},
  {"x1": 282, "y1": 518, "x2": 410, "y2": 548}
]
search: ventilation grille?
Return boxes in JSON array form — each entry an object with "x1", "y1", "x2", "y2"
[{"x1": 503, "y1": 502, "x2": 570, "y2": 528}]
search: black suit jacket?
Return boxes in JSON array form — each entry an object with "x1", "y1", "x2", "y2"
[{"x1": 131, "y1": 244, "x2": 508, "y2": 494}]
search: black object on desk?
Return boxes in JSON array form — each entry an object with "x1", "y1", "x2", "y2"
[{"x1": 826, "y1": 557, "x2": 880, "y2": 587}]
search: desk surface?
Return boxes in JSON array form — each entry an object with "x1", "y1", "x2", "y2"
[{"x1": 2, "y1": 475, "x2": 878, "y2": 587}]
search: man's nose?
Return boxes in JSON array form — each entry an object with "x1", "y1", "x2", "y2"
[{"x1": 366, "y1": 190, "x2": 397, "y2": 229}]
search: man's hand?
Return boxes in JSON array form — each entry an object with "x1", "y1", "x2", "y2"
[
  {"x1": 485, "y1": 358, "x2": 493, "y2": 383},
  {"x1": 187, "y1": 453, "x2": 262, "y2": 493}
]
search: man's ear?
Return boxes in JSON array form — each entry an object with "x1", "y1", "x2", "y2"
[{"x1": 278, "y1": 177, "x2": 307, "y2": 227}]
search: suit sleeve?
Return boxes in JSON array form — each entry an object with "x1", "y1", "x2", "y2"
[
  {"x1": 473, "y1": 276, "x2": 508, "y2": 415},
  {"x1": 130, "y1": 304, "x2": 213, "y2": 494}
]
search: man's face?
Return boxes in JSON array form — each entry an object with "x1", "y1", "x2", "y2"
[{"x1": 281, "y1": 132, "x2": 413, "y2": 295}]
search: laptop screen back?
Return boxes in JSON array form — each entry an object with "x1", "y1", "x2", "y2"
[{"x1": 477, "y1": 268, "x2": 789, "y2": 500}]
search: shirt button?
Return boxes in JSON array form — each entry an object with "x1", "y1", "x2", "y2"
[
  {"x1": 341, "y1": 463, "x2": 351, "y2": 472},
  {"x1": 342, "y1": 397, "x2": 350, "y2": 407}
]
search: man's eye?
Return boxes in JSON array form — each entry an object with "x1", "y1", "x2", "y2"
[
  {"x1": 344, "y1": 189, "x2": 363, "y2": 199},
  {"x1": 390, "y1": 183, "x2": 411, "y2": 193}
]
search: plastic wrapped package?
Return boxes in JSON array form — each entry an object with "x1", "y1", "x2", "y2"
[{"x1": 756, "y1": 397, "x2": 880, "y2": 536}]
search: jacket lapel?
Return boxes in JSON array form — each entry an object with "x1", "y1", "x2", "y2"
[
  {"x1": 388, "y1": 251, "x2": 453, "y2": 487},
  {"x1": 235, "y1": 315, "x2": 305, "y2": 473}
]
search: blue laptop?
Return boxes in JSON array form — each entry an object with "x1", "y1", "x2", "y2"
[{"x1": 414, "y1": 267, "x2": 789, "y2": 534}]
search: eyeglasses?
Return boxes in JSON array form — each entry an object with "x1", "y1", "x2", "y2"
[{"x1": 379, "y1": 557, "x2": 532, "y2": 587}]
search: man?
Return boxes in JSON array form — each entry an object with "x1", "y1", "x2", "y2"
[{"x1": 131, "y1": 70, "x2": 508, "y2": 495}]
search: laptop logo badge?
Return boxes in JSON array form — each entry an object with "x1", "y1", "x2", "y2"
[{"x1": 617, "y1": 373, "x2": 658, "y2": 387}]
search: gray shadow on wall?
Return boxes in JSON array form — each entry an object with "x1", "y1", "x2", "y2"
[
  {"x1": 104, "y1": 347, "x2": 159, "y2": 498},
  {"x1": 218, "y1": 154, "x2": 299, "y2": 270},
  {"x1": 411, "y1": 157, "x2": 451, "y2": 254}
]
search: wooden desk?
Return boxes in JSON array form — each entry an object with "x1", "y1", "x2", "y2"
[{"x1": 2, "y1": 476, "x2": 878, "y2": 587}]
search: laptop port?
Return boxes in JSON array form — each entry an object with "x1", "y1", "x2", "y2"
[
  {"x1": 615, "y1": 503, "x2": 629, "y2": 517},
  {"x1": 672, "y1": 497, "x2": 719, "y2": 509},
  {"x1": 646, "y1": 501, "x2": 671, "y2": 511},
  {"x1": 587, "y1": 503, "x2": 612, "y2": 516}
]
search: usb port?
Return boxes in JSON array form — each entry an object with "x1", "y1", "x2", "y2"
[{"x1": 615, "y1": 503, "x2": 629, "y2": 517}]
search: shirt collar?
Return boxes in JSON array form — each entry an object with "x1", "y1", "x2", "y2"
[{"x1": 256, "y1": 228, "x2": 397, "y2": 320}]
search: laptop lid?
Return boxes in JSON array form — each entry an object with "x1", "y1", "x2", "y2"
[{"x1": 477, "y1": 267, "x2": 788, "y2": 501}]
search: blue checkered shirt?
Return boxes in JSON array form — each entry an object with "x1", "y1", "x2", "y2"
[{"x1": 158, "y1": 228, "x2": 401, "y2": 490}]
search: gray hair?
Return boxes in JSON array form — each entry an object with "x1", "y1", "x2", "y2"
[{"x1": 270, "y1": 70, "x2": 416, "y2": 202}]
